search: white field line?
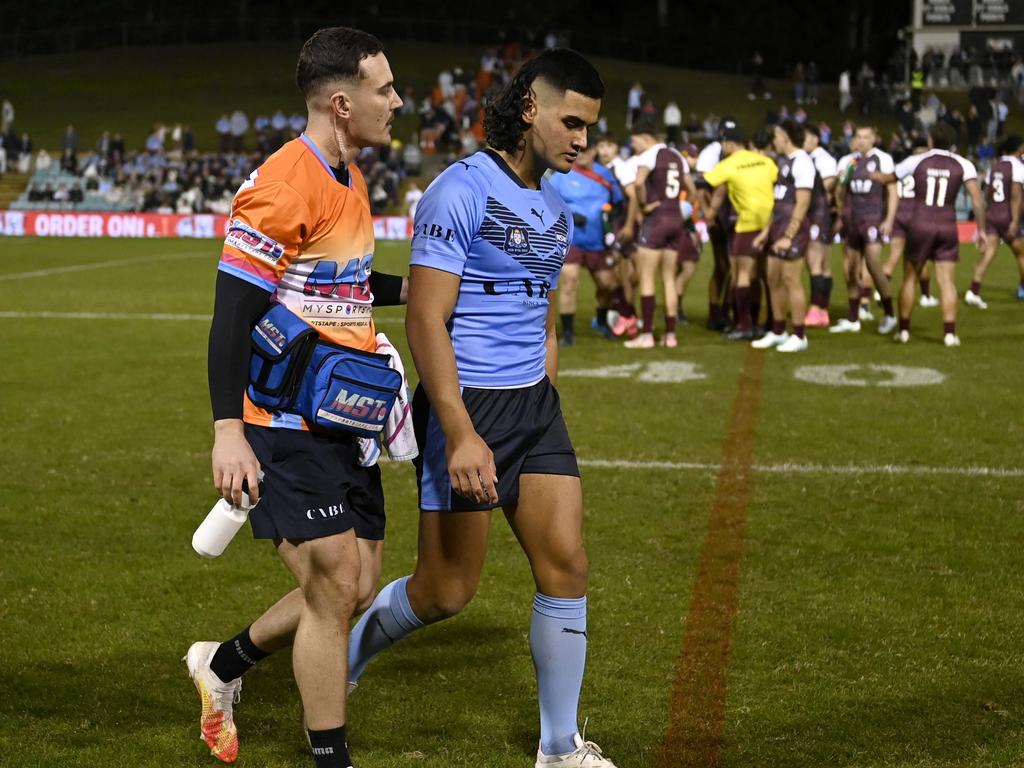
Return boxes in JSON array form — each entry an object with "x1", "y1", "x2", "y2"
[
  {"x1": 0, "y1": 310, "x2": 403, "y2": 324},
  {"x1": 0, "y1": 251, "x2": 210, "y2": 281},
  {"x1": 577, "y1": 458, "x2": 1024, "y2": 479},
  {"x1": 0, "y1": 304, "x2": 1015, "y2": 481}
]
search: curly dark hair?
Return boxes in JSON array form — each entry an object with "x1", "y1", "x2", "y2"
[{"x1": 484, "y1": 48, "x2": 605, "y2": 154}]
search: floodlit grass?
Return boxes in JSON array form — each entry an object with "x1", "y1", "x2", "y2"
[{"x1": 1, "y1": 236, "x2": 1023, "y2": 766}]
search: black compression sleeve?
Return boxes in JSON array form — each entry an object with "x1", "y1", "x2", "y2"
[
  {"x1": 208, "y1": 271, "x2": 272, "y2": 421},
  {"x1": 369, "y1": 271, "x2": 405, "y2": 306}
]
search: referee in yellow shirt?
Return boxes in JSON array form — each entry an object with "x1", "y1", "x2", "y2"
[{"x1": 704, "y1": 119, "x2": 777, "y2": 339}]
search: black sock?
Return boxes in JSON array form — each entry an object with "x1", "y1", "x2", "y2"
[
  {"x1": 209, "y1": 626, "x2": 270, "y2": 683},
  {"x1": 823, "y1": 276, "x2": 833, "y2": 306},
  {"x1": 308, "y1": 725, "x2": 352, "y2": 768},
  {"x1": 560, "y1": 313, "x2": 575, "y2": 338},
  {"x1": 595, "y1": 307, "x2": 609, "y2": 327},
  {"x1": 880, "y1": 296, "x2": 894, "y2": 317}
]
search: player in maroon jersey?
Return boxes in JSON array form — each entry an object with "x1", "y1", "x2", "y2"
[
  {"x1": 751, "y1": 120, "x2": 813, "y2": 352},
  {"x1": 831, "y1": 125, "x2": 898, "y2": 335},
  {"x1": 965, "y1": 134, "x2": 1024, "y2": 308},
  {"x1": 624, "y1": 120, "x2": 698, "y2": 349},
  {"x1": 884, "y1": 138, "x2": 939, "y2": 308},
  {"x1": 873, "y1": 123, "x2": 988, "y2": 346},
  {"x1": 802, "y1": 124, "x2": 837, "y2": 326}
]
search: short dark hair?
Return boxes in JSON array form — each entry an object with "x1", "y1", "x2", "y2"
[
  {"x1": 630, "y1": 118, "x2": 657, "y2": 137},
  {"x1": 296, "y1": 26, "x2": 385, "y2": 99},
  {"x1": 484, "y1": 48, "x2": 605, "y2": 153},
  {"x1": 804, "y1": 122, "x2": 821, "y2": 139},
  {"x1": 998, "y1": 134, "x2": 1023, "y2": 156},
  {"x1": 929, "y1": 122, "x2": 956, "y2": 150},
  {"x1": 752, "y1": 126, "x2": 774, "y2": 151},
  {"x1": 778, "y1": 119, "x2": 805, "y2": 148}
]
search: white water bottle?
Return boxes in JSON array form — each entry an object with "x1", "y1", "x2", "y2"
[{"x1": 192, "y1": 479, "x2": 261, "y2": 558}]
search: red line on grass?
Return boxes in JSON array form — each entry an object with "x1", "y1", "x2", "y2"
[{"x1": 657, "y1": 347, "x2": 766, "y2": 768}]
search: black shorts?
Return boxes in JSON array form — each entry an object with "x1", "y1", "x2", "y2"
[
  {"x1": 244, "y1": 424, "x2": 386, "y2": 541},
  {"x1": 413, "y1": 377, "x2": 579, "y2": 512}
]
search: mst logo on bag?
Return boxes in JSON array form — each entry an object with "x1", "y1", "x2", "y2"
[
  {"x1": 319, "y1": 389, "x2": 390, "y2": 429},
  {"x1": 254, "y1": 317, "x2": 288, "y2": 353},
  {"x1": 226, "y1": 220, "x2": 285, "y2": 265}
]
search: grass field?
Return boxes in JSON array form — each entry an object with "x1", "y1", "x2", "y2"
[{"x1": 1, "y1": 235, "x2": 1024, "y2": 767}]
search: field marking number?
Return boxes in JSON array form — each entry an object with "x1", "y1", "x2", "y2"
[
  {"x1": 794, "y1": 364, "x2": 946, "y2": 388},
  {"x1": 561, "y1": 361, "x2": 708, "y2": 383}
]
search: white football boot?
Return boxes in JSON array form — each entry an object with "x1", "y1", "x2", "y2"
[
  {"x1": 877, "y1": 315, "x2": 897, "y2": 334},
  {"x1": 751, "y1": 331, "x2": 788, "y2": 349},
  {"x1": 536, "y1": 733, "x2": 618, "y2": 768},
  {"x1": 776, "y1": 334, "x2": 808, "y2": 352},
  {"x1": 829, "y1": 319, "x2": 861, "y2": 333}
]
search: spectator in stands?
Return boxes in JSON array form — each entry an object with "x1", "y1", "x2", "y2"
[
  {"x1": 402, "y1": 138, "x2": 422, "y2": 174},
  {"x1": 62, "y1": 124, "x2": 79, "y2": 155},
  {"x1": 627, "y1": 81, "x2": 643, "y2": 128},
  {"x1": 0, "y1": 137, "x2": 6, "y2": 176},
  {"x1": 663, "y1": 100, "x2": 682, "y2": 146},
  {"x1": 749, "y1": 50, "x2": 770, "y2": 100},
  {"x1": 966, "y1": 104, "x2": 983, "y2": 152},
  {"x1": 60, "y1": 148, "x2": 77, "y2": 174},
  {"x1": 806, "y1": 61, "x2": 819, "y2": 104},
  {"x1": 839, "y1": 69, "x2": 852, "y2": 112},
  {"x1": 1, "y1": 99, "x2": 13, "y2": 134},
  {"x1": 288, "y1": 112, "x2": 306, "y2": 136},
  {"x1": 683, "y1": 112, "x2": 702, "y2": 141},
  {"x1": 792, "y1": 62, "x2": 805, "y2": 104},
  {"x1": 229, "y1": 109, "x2": 248, "y2": 153},
  {"x1": 145, "y1": 124, "x2": 165, "y2": 154},
  {"x1": 404, "y1": 181, "x2": 423, "y2": 218},
  {"x1": 215, "y1": 113, "x2": 231, "y2": 152},
  {"x1": 996, "y1": 98, "x2": 1008, "y2": 137},
  {"x1": 270, "y1": 109, "x2": 288, "y2": 143},
  {"x1": 17, "y1": 132, "x2": 31, "y2": 173},
  {"x1": 110, "y1": 132, "x2": 125, "y2": 165},
  {"x1": 182, "y1": 125, "x2": 195, "y2": 154}
]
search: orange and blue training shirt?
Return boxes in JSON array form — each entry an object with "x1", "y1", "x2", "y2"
[{"x1": 218, "y1": 134, "x2": 377, "y2": 430}]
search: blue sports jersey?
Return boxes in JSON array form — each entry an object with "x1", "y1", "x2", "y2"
[
  {"x1": 409, "y1": 149, "x2": 573, "y2": 388},
  {"x1": 547, "y1": 162, "x2": 622, "y2": 251}
]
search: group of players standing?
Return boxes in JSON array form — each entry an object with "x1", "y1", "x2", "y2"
[{"x1": 552, "y1": 115, "x2": 1024, "y2": 351}]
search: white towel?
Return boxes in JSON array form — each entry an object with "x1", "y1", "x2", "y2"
[{"x1": 357, "y1": 332, "x2": 418, "y2": 466}]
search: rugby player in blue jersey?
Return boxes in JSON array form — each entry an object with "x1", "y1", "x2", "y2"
[
  {"x1": 345, "y1": 49, "x2": 619, "y2": 767},
  {"x1": 548, "y1": 133, "x2": 624, "y2": 345}
]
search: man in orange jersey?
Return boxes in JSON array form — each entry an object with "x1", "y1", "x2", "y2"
[{"x1": 183, "y1": 27, "x2": 403, "y2": 768}]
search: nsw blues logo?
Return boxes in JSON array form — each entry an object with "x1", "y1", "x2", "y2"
[
  {"x1": 225, "y1": 220, "x2": 285, "y2": 265},
  {"x1": 504, "y1": 226, "x2": 531, "y2": 255}
]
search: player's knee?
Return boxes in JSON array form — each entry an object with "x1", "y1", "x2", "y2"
[
  {"x1": 412, "y1": 574, "x2": 479, "y2": 621},
  {"x1": 303, "y1": 567, "x2": 360, "y2": 620},
  {"x1": 540, "y1": 545, "x2": 589, "y2": 593},
  {"x1": 355, "y1": 583, "x2": 377, "y2": 614}
]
